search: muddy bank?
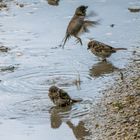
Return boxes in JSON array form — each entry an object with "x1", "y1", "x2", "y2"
[{"x1": 84, "y1": 50, "x2": 140, "y2": 140}]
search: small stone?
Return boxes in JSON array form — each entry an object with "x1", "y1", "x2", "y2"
[
  {"x1": 129, "y1": 116, "x2": 135, "y2": 122},
  {"x1": 95, "y1": 123, "x2": 99, "y2": 128},
  {"x1": 0, "y1": 46, "x2": 10, "y2": 52},
  {"x1": 19, "y1": 4, "x2": 24, "y2": 8},
  {"x1": 0, "y1": 66, "x2": 16, "y2": 72},
  {"x1": 128, "y1": 7, "x2": 140, "y2": 12},
  {"x1": 109, "y1": 131, "x2": 116, "y2": 136},
  {"x1": 110, "y1": 24, "x2": 115, "y2": 27},
  {"x1": 16, "y1": 52, "x2": 23, "y2": 56}
]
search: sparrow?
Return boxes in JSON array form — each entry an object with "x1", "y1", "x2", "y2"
[
  {"x1": 87, "y1": 40, "x2": 127, "y2": 61},
  {"x1": 48, "y1": 86, "x2": 82, "y2": 107},
  {"x1": 49, "y1": 105, "x2": 72, "y2": 128},
  {"x1": 61, "y1": 5, "x2": 99, "y2": 48}
]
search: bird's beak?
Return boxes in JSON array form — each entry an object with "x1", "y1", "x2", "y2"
[
  {"x1": 87, "y1": 43, "x2": 91, "y2": 50},
  {"x1": 85, "y1": 6, "x2": 88, "y2": 9}
]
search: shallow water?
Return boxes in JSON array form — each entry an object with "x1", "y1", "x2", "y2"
[{"x1": 0, "y1": 0, "x2": 140, "y2": 140}]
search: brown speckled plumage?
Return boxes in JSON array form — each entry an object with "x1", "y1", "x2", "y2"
[
  {"x1": 88, "y1": 40, "x2": 127, "y2": 61},
  {"x1": 48, "y1": 86, "x2": 81, "y2": 107}
]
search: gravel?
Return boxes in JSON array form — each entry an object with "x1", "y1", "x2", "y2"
[{"x1": 84, "y1": 50, "x2": 140, "y2": 140}]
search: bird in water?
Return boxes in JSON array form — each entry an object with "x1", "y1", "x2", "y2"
[
  {"x1": 87, "y1": 40, "x2": 127, "y2": 61},
  {"x1": 61, "y1": 5, "x2": 99, "y2": 48},
  {"x1": 48, "y1": 86, "x2": 82, "y2": 107}
]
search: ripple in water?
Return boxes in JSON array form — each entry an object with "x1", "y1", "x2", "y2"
[
  {"x1": 0, "y1": 65, "x2": 91, "y2": 94},
  {"x1": 0, "y1": 66, "x2": 92, "y2": 125},
  {"x1": 7, "y1": 96, "x2": 92, "y2": 125}
]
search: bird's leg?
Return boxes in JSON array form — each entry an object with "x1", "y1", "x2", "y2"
[
  {"x1": 74, "y1": 36, "x2": 83, "y2": 45},
  {"x1": 59, "y1": 34, "x2": 70, "y2": 49}
]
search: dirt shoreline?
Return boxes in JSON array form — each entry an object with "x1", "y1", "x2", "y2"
[{"x1": 84, "y1": 50, "x2": 140, "y2": 140}]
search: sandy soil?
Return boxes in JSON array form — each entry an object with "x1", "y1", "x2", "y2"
[{"x1": 84, "y1": 49, "x2": 140, "y2": 140}]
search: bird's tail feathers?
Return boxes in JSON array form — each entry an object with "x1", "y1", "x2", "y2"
[
  {"x1": 72, "y1": 98, "x2": 82, "y2": 103},
  {"x1": 113, "y1": 48, "x2": 127, "y2": 51}
]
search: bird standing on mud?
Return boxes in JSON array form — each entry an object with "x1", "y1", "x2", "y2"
[
  {"x1": 48, "y1": 86, "x2": 82, "y2": 107},
  {"x1": 87, "y1": 40, "x2": 127, "y2": 61},
  {"x1": 61, "y1": 5, "x2": 99, "y2": 48}
]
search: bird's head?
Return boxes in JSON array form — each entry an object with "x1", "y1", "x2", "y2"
[
  {"x1": 87, "y1": 40, "x2": 95, "y2": 50},
  {"x1": 75, "y1": 5, "x2": 88, "y2": 16},
  {"x1": 49, "y1": 86, "x2": 59, "y2": 93}
]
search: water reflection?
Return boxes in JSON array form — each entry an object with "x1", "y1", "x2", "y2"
[
  {"x1": 49, "y1": 106, "x2": 91, "y2": 139},
  {"x1": 89, "y1": 61, "x2": 119, "y2": 77},
  {"x1": 47, "y1": 0, "x2": 60, "y2": 6},
  {"x1": 67, "y1": 121, "x2": 91, "y2": 140},
  {"x1": 49, "y1": 106, "x2": 72, "y2": 128}
]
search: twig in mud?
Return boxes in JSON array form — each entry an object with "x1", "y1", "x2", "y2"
[
  {"x1": 120, "y1": 72, "x2": 124, "y2": 81},
  {"x1": 73, "y1": 70, "x2": 82, "y2": 90}
]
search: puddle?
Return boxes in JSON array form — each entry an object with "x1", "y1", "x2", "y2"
[
  {"x1": 0, "y1": 0, "x2": 140, "y2": 140},
  {"x1": 89, "y1": 61, "x2": 120, "y2": 78}
]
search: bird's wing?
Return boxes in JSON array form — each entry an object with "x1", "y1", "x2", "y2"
[
  {"x1": 79, "y1": 20, "x2": 100, "y2": 34},
  {"x1": 94, "y1": 41, "x2": 114, "y2": 52},
  {"x1": 59, "y1": 89, "x2": 71, "y2": 100},
  {"x1": 84, "y1": 20, "x2": 100, "y2": 27}
]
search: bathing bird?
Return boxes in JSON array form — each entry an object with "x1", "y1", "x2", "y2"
[{"x1": 48, "y1": 86, "x2": 82, "y2": 107}]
